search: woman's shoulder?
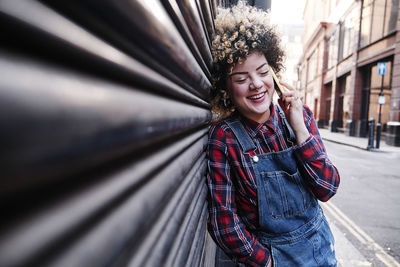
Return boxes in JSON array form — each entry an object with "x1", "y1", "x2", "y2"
[
  {"x1": 207, "y1": 120, "x2": 232, "y2": 153},
  {"x1": 209, "y1": 119, "x2": 233, "y2": 138}
]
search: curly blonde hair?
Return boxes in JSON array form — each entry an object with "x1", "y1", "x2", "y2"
[{"x1": 210, "y1": 1, "x2": 285, "y2": 119}]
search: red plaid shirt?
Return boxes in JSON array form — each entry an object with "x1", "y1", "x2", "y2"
[{"x1": 206, "y1": 105, "x2": 340, "y2": 266}]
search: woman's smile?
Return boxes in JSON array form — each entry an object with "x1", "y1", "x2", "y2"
[{"x1": 247, "y1": 91, "x2": 266, "y2": 101}]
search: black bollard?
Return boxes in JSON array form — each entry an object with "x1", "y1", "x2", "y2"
[
  {"x1": 367, "y1": 118, "x2": 375, "y2": 150},
  {"x1": 376, "y1": 122, "x2": 382, "y2": 149}
]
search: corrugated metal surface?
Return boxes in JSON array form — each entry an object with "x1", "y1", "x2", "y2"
[{"x1": 0, "y1": 0, "x2": 217, "y2": 266}]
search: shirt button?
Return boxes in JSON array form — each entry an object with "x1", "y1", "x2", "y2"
[
  {"x1": 263, "y1": 126, "x2": 267, "y2": 130},
  {"x1": 252, "y1": 156, "x2": 259, "y2": 163}
]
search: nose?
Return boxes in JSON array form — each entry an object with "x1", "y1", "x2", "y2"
[{"x1": 250, "y1": 77, "x2": 263, "y2": 90}]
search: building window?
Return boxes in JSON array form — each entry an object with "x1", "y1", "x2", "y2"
[
  {"x1": 327, "y1": 29, "x2": 339, "y2": 69},
  {"x1": 339, "y1": 8, "x2": 357, "y2": 61},
  {"x1": 307, "y1": 51, "x2": 317, "y2": 82},
  {"x1": 360, "y1": 0, "x2": 399, "y2": 47},
  {"x1": 371, "y1": 0, "x2": 387, "y2": 42},
  {"x1": 385, "y1": 0, "x2": 399, "y2": 35},
  {"x1": 360, "y1": 0, "x2": 373, "y2": 47}
]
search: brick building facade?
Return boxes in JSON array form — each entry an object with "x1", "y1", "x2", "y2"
[{"x1": 298, "y1": 0, "x2": 400, "y2": 146}]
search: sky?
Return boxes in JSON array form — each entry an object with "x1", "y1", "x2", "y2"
[{"x1": 270, "y1": 0, "x2": 306, "y2": 25}]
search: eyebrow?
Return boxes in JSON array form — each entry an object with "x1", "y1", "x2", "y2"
[{"x1": 229, "y1": 63, "x2": 268, "y2": 77}]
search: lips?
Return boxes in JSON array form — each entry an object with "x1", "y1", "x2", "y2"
[{"x1": 247, "y1": 91, "x2": 266, "y2": 100}]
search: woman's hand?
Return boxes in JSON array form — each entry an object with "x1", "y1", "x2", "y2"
[{"x1": 277, "y1": 81, "x2": 309, "y2": 145}]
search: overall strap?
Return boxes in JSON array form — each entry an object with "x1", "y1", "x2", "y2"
[
  {"x1": 225, "y1": 118, "x2": 257, "y2": 153},
  {"x1": 275, "y1": 104, "x2": 296, "y2": 145}
]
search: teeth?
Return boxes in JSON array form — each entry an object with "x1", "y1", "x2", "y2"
[{"x1": 248, "y1": 92, "x2": 265, "y2": 99}]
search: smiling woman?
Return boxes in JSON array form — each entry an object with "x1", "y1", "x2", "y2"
[
  {"x1": 226, "y1": 51, "x2": 274, "y2": 123},
  {"x1": 207, "y1": 1, "x2": 340, "y2": 266}
]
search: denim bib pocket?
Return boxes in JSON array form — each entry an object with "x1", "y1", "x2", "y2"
[{"x1": 260, "y1": 169, "x2": 312, "y2": 219}]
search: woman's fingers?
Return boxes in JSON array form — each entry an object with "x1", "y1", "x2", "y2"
[
  {"x1": 276, "y1": 81, "x2": 303, "y2": 113},
  {"x1": 282, "y1": 91, "x2": 301, "y2": 106},
  {"x1": 277, "y1": 82, "x2": 308, "y2": 144},
  {"x1": 285, "y1": 96, "x2": 300, "y2": 103},
  {"x1": 278, "y1": 81, "x2": 297, "y2": 99},
  {"x1": 279, "y1": 81, "x2": 294, "y2": 91}
]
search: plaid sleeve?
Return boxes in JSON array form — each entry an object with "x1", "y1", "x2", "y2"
[
  {"x1": 206, "y1": 123, "x2": 271, "y2": 267},
  {"x1": 292, "y1": 106, "x2": 340, "y2": 202}
]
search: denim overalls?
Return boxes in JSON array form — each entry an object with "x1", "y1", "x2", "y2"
[{"x1": 225, "y1": 113, "x2": 337, "y2": 267}]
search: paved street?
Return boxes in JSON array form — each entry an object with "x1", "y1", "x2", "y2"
[{"x1": 321, "y1": 133, "x2": 400, "y2": 267}]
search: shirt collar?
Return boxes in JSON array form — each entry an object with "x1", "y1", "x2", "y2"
[{"x1": 236, "y1": 104, "x2": 280, "y2": 138}]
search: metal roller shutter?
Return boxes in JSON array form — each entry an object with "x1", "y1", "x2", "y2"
[{"x1": 0, "y1": 0, "x2": 218, "y2": 266}]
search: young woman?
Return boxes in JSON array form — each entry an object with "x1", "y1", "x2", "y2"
[{"x1": 207, "y1": 2, "x2": 340, "y2": 266}]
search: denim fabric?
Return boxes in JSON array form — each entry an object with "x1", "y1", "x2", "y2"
[{"x1": 225, "y1": 119, "x2": 337, "y2": 267}]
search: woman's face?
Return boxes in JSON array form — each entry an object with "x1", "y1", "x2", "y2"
[{"x1": 226, "y1": 51, "x2": 274, "y2": 123}]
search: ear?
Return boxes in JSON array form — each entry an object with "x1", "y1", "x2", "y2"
[
  {"x1": 222, "y1": 89, "x2": 229, "y2": 100},
  {"x1": 225, "y1": 86, "x2": 233, "y2": 100}
]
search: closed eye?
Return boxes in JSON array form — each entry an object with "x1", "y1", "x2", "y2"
[{"x1": 234, "y1": 77, "x2": 247, "y2": 83}]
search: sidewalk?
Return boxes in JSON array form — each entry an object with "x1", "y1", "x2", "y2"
[
  {"x1": 322, "y1": 206, "x2": 375, "y2": 267},
  {"x1": 319, "y1": 128, "x2": 400, "y2": 154}
]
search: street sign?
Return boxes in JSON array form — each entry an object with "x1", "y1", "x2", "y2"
[
  {"x1": 378, "y1": 95, "x2": 386, "y2": 105},
  {"x1": 377, "y1": 62, "x2": 387, "y2": 75}
]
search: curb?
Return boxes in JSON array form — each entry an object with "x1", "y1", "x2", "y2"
[
  {"x1": 322, "y1": 137, "x2": 400, "y2": 154},
  {"x1": 321, "y1": 137, "x2": 368, "y2": 151}
]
